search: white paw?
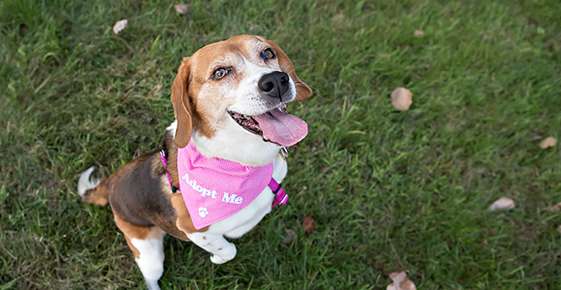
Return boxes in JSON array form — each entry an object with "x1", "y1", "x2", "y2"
[
  {"x1": 210, "y1": 244, "x2": 237, "y2": 264},
  {"x1": 145, "y1": 279, "x2": 161, "y2": 290}
]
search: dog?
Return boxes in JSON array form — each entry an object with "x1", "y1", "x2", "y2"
[{"x1": 77, "y1": 35, "x2": 312, "y2": 290}]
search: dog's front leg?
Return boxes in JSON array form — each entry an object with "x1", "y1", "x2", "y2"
[{"x1": 187, "y1": 232, "x2": 237, "y2": 264}]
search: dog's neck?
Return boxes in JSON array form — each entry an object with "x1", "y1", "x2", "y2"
[
  {"x1": 168, "y1": 119, "x2": 280, "y2": 167},
  {"x1": 193, "y1": 117, "x2": 280, "y2": 166}
]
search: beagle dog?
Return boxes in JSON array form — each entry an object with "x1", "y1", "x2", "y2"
[{"x1": 77, "y1": 35, "x2": 312, "y2": 290}]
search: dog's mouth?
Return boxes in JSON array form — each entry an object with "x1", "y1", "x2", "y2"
[{"x1": 228, "y1": 105, "x2": 308, "y2": 147}]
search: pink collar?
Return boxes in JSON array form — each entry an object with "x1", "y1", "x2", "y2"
[{"x1": 160, "y1": 142, "x2": 287, "y2": 230}]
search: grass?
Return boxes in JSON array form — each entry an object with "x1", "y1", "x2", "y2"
[{"x1": 1, "y1": 0, "x2": 561, "y2": 289}]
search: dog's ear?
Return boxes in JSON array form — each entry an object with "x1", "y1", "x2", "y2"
[
  {"x1": 267, "y1": 39, "x2": 313, "y2": 101},
  {"x1": 171, "y1": 57, "x2": 193, "y2": 148}
]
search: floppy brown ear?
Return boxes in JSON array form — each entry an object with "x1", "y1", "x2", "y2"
[
  {"x1": 267, "y1": 39, "x2": 313, "y2": 101},
  {"x1": 171, "y1": 57, "x2": 192, "y2": 148}
]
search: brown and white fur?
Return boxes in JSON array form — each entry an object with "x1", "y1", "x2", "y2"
[{"x1": 77, "y1": 35, "x2": 312, "y2": 290}]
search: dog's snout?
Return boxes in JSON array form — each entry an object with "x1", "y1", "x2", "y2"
[{"x1": 258, "y1": 71, "x2": 290, "y2": 100}]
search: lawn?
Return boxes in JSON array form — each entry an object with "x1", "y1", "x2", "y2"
[{"x1": 1, "y1": 0, "x2": 561, "y2": 289}]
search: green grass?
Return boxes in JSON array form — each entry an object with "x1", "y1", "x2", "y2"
[{"x1": 1, "y1": 0, "x2": 561, "y2": 289}]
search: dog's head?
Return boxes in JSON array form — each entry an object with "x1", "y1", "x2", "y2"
[{"x1": 171, "y1": 35, "x2": 312, "y2": 149}]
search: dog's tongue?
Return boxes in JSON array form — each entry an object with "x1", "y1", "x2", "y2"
[{"x1": 253, "y1": 109, "x2": 308, "y2": 147}]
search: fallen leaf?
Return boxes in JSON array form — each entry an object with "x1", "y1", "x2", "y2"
[
  {"x1": 539, "y1": 136, "x2": 557, "y2": 149},
  {"x1": 112, "y1": 19, "x2": 128, "y2": 34},
  {"x1": 488, "y1": 197, "x2": 515, "y2": 211},
  {"x1": 303, "y1": 216, "x2": 316, "y2": 234},
  {"x1": 391, "y1": 87, "x2": 413, "y2": 111},
  {"x1": 174, "y1": 3, "x2": 189, "y2": 15},
  {"x1": 545, "y1": 202, "x2": 561, "y2": 212},
  {"x1": 386, "y1": 271, "x2": 417, "y2": 290},
  {"x1": 282, "y1": 229, "x2": 297, "y2": 244},
  {"x1": 19, "y1": 23, "x2": 28, "y2": 36},
  {"x1": 414, "y1": 29, "x2": 425, "y2": 37}
]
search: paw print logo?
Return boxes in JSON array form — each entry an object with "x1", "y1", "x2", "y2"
[{"x1": 198, "y1": 207, "x2": 209, "y2": 218}]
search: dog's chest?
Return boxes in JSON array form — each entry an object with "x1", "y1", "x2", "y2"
[{"x1": 207, "y1": 155, "x2": 288, "y2": 237}]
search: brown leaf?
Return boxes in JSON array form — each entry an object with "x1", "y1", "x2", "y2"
[
  {"x1": 539, "y1": 136, "x2": 557, "y2": 149},
  {"x1": 282, "y1": 229, "x2": 297, "y2": 244},
  {"x1": 303, "y1": 216, "x2": 316, "y2": 234},
  {"x1": 545, "y1": 202, "x2": 561, "y2": 212},
  {"x1": 386, "y1": 271, "x2": 417, "y2": 290},
  {"x1": 488, "y1": 197, "x2": 515, "y2": 211},
  {"x1": 390, "y1": 87, "x2": 413, "y2": 111},
  {"x1": 19, "y1": 23, "x2": 28, "y2": 36},
  {"x1": 112, "y1": 19, "x2": 128, "y2": 34},
  {"x1": 174, "y1": 3, "x2": 189, "y2": 15}
]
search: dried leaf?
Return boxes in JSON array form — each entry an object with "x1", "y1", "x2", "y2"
[
  {"x1": 303, "y1": 216, "x2": 316, "y2": 234},
  {"x1": 414, "y1": 29, "x2": 425, "y2": 37},
  {"x1": 390, "y1": 87, "x2": 413, "y2": 111},
  {"x1": 386, "y1": 271, "x2": 417, "y2": 290},
  {"x1": 488, "y1": 197, "x2": 515, "y2": 211},
  {"x1": 539, "y1": 136, "x2": 557, "y2": 149},
  {"x1": 545, "y1": 202, "x2": 561, "y2": 212},
  {"x1": 282, "y1": 229, "x2": 297, "y2": 245},
  {"x1": 112, "y1": 19, "x2": 128, "y2": 34},
  {"x1": 174, "y1": 3, "x2": 189, "y2": 15},
  {"x1": 19, "y1": 23, "x2": 28, "y2": 36}
]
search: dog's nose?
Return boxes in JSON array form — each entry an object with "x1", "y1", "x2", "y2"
[{"x1": 258, "y1": 71, "x2": 290, "y2": 101}]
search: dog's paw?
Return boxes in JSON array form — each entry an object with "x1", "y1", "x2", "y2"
[{"x1": 210, "y1": 244, "x2": 237, "y2": 264}]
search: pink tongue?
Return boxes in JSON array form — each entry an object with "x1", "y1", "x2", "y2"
[{"x1": 253, "y1": 109, "x2": 308, "y2": 147}]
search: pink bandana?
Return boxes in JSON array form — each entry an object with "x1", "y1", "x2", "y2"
[{"x1": 177, "y1": 142, "x2": 277, "y2": 229}]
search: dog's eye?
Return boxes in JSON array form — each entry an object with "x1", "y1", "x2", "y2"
[
  {"x1": 211, "y1": 67, "x2": 231, "y2": 80},
  {"x1": 260, "y1": 48, "x2": 276, "y2": 61}
]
